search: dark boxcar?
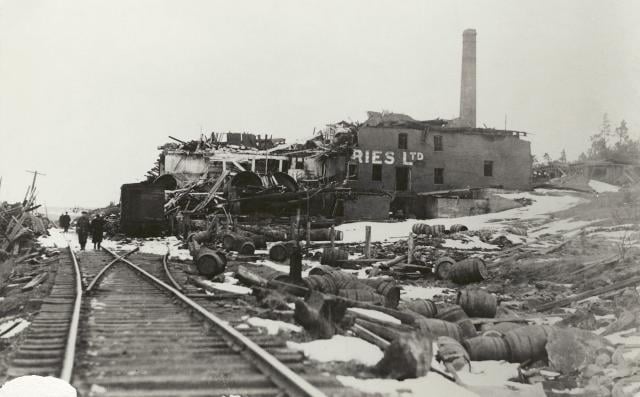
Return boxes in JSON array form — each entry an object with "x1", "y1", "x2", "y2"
[{"x1": 120, "y1": 183, "x2": 165, "y2": 236}]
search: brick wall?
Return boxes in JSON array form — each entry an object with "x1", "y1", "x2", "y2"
[{"x1": 350, "y1": 126, "x2": 531, "y2": 192}]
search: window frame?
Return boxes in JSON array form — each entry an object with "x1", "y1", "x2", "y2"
[
  {"x1": 434, "y1": 135, "x2": 443, "y2": 151},
  {"x1": 398, "y1": 133, "x2": 408, "y2": 150},
  {"x1": 434, "y1": 168, "x2": 444, "y2": 185},
  {"x1": 484, "y1": 160, "x2": 493, "y2": 177},
  {"x1": 371, "y1": 164, "x2": 383, "y2": 181}
]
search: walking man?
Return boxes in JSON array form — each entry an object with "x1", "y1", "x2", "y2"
[
  {"x1": 76, "y1": 211, "x2": 90, "y2": 250},
  {"x1": 90, "y1": 214, "x2": 105, "y2": 250},
  {"x1": 59, "y1": 211, "x2": 71, "y2": 232}
]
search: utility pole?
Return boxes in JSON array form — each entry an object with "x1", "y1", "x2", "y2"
[{"x1": 25, "y1": 170, "x2": 46, "y2": 203}]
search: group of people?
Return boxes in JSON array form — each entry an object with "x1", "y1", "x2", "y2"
[{"x1": 59, "y1": 211, "x2": 105, "y2": 250}]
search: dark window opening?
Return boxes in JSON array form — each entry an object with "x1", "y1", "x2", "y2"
[
  {"x1": 434, "y1": 135, "x2": 443, "y2": 151},
  {"x1": 295, "y1": 158, "x2": 305, "y2": 170},
  {"x1": 348, "y1": 163, "x2": 358, "y2": 180},
  {"x1": 484, "y1": 161, "x2": 493, "y2": 177},
  {"x1": 398, "y1": 133, "x2": 408, "y2": 149},
  {"x1": 396, "y1": 167, "x2": 410, "y2": 191},
  {"x1": 434, "y1": 168, "x2": 444, "y2": 185},
  {"x1": 372, "y1": 164, "x2": 382, "y2": 181}
]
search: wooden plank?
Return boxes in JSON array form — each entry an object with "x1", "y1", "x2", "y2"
[
  {"x1": 536, "y1": 275, "x2": 640, "y2": 312},
  {"x1": 21, "y1": 272, "x2": 48, "y2": 291}
]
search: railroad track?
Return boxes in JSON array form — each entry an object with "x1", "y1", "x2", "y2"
[{"x1": 6, "y1": 246, "x2": 346, "y2": 396}]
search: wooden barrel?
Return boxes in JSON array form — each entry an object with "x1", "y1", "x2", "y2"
[
  {"x1": 221, "y1": 233, "x2": 237, "y2": 250},
  {"x1": 431, "y1": 224, "x2": 446, "y2": 236},
  {"x1": 399, "y1": 299, "x2": 438, "y2": 318},
  {"x1": 437, "y1": 336, "x2": 470, "y2": 371},
  {"x1": 189, "y1": 230, "x2": 212, "y2": 244},
  {"x1": 436, "y1": 305, "x2": 478, "y2": 339},
  {"x1": 362, "y1": 278, "x2": 401, "y2": 309},
  {"x1": 247, "y1": 233, "x2": 267, "y2": 249},
  {"x1": 412, "y1": 223, "x2": 431, "y2": 235},
  {"x1": 235, "y1": 240, "x2": 255, "y2": 255},
  {"x1": 503, "y1": 325, "x2": 552, "y2": 363},
  {"x1": 307, "y1": 228, "x2": 343, "y2": 241},
  {"x1": 434, "y1": 257, "x2": 456, "y2": 280},
  {"x1": 320, "y1": 247, "x2": 349, "y2": 266},
  {"x1": 269, "y1": 241, "x2": 297, "y2": 262},
  {"x1": 309, "y1": 267, "x2": 363, "y2": 290},
  {"x1": 304, "y1": 275, "x2": 339, "y2": 295},
  {"x1": 449, "y1": 224, "x2": 469, "y2": 233},
  {"x1": 450, "y1": 258, "x2": 488, "y2": 284},
  {"x1": 414, "y1": 318, "x2": 462, "y2": 341},
  {"x1": 481, "y1": 329, "x2": 504, "y2": 338},
  {"x1": 194, "y1": 247, "x2": 227, "y2": 278},
  {"x1": 463, "y1": 336, "x2": 511, "y2": 361},
  {"x1": 337, "y1": 289, "x2": 385, "y2": 306},
  {"x1": 457, "y1": 289, "x2": 497, "y2": 318}
]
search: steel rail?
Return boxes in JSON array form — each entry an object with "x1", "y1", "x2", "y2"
[
  {"x1": 102, "y1": 246, "x2": 327, "y2": 397},
  {"x1": 60, "y1": 246, "x2": 83, "y2": 382},
  {"x1": 85, "y1": 247, "x2": 139, "y2": 293},
  {"x1": 162, "y1": 250, "x2": 184, "y2": 292}
]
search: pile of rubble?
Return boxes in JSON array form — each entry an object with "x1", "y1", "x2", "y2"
[{"x1": 161, "y1": 183, "x2": 640, "y2": 397}]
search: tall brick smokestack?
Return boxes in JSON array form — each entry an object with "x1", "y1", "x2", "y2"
[{"x1": 459, "y1": 29, "x2": 477, "y2": 128}]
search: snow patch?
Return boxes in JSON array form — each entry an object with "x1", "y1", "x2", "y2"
[
  {"x1": 336, "y1": 190, "x2": 584, "y2": 244},
  {"x1": 0, "y1": 319, "x2": 30, "y2": 339},
  {"x1": 287, "y1": 335, "x2": 383, "y2": 366},
  {"x1": 338, "y1": 373, "x2": 478, "y2": 397},
  {"x1": 401, "y1": 285, "x2": 452, "y2": 301},
  {"x1": 0, "y1": 376, "x2": 76, "y2": 397},
  {"x1": 588, "y1": 180, "x2": 620, "y2": 193},
  {"x1": 198, "y1": 278, "x2": 252, "y2": 295},
  {"x1": 246, "y1": 317, "x2": 301, "y2": 335}
]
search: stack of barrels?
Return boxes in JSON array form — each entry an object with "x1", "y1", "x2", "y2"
[
  {"x1": 303, "y1": 266, "x2": 401, "y2": 309},
  {"x1": 221, "y1": 232, "x2": 257, "y2": 255}
]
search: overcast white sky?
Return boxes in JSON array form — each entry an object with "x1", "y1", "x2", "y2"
[{"x1": 1, "y1": 0, "x2": 638, "y2": 208}]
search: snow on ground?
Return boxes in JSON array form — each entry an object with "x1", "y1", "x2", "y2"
[
  {"x1": 338, "y1": 373, "x2": 478, "y2": 397},
  {"x1": 197, "y1": 277, "x2": 252, "y2": 295},
  {"x1": 0, "y1": 318, "x2": 30, "y2": 339},
  {"x1": 38, "y1": 228, "x2": 76, "y2": 250},
  {"x1": 442, "y1": 235, "x2": 499, "y2": 250},
  {"x1": 336, "y1": 190, "x2": 585, "y2": 243},
  {"x1": 0, "y1": 376, "x2": 76, "y2": 397},
  {"x1": 287, "y1": 335, "x2": 384, "y2": 366},
  {"x1": 102, "y1": 237, "x2": 191, "y2": 260},
  {"x1": 588, "y1": 179, "x2": 620, "y2": 193},
  {"x1": 253, "y1": 259, "x2": 316, "y2": 277},
  {"x1": 245, "y1": 317, "x2": 302, "y2": 335},
  {"x1": 347, "y1": 308, "x2": 401, "y2": 325},
  {"x1": 401, "y1": 285, "x2": 453, "y2": 301},
  {"x1": 604, "y1": 328, "x2": 640, "y2": 361},
  {"x1": 38, "y1": 228, "x2": 193, "y2": 260}
]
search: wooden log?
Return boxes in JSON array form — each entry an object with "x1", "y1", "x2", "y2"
[
  {"x1": 535, "y1": 274, "x2": 640, "y2": 312},
  {"x1": 379, "y1": 255, "x2": 408, "y2": 269},
  {"x1": 351, "y1": 324, "x2": 390, "y2": 350},
  {"x1": 407, "y1": 233, "x2": 415, "y2": 264},
  {"x1": 364, "y1": 226, "x2": 371, "y2": 259},
  {"x1": 354, "y1": 318, "x2": 412, "y2": 341},
  {"x1": 330, "y1": 226, "x2": 335, "y2": 249},
  {"x1": 21, "y1": 272, "x2": 48, "y2": 291}
]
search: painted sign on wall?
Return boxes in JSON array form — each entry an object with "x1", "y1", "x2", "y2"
[{"x1": 352, "y1": 149, "x2": 424, "y2": 166}]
